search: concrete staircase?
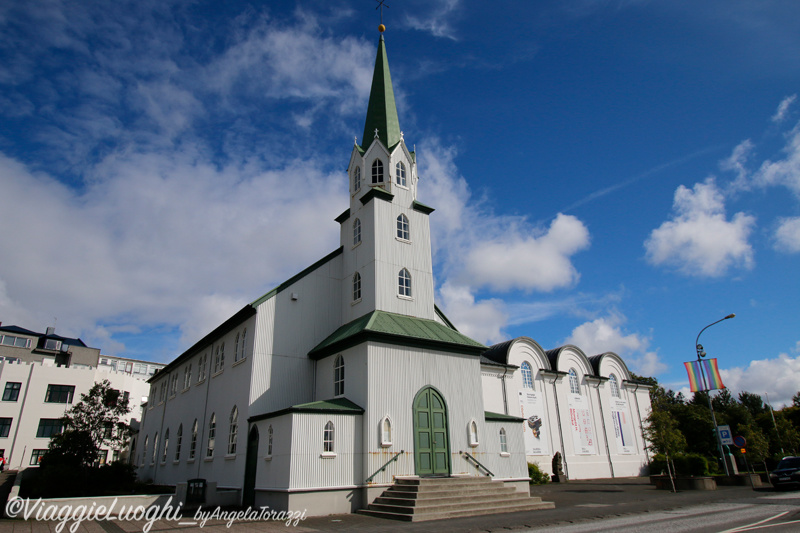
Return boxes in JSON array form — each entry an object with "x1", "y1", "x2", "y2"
[{"x1": 359, "y1": 476, "x2": 555, "y2": 522}]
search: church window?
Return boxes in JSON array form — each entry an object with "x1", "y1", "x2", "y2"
[
  {"x1": 396, "y1": 214, "x2": 409, "y2": 240},
  {"x1": 371, "y1": 159, "x2": 384, "y2": 183},
  {"x1": 353, "y1": 218, "x2": 361, "y2": 246},
  {"x1": 380, "y1": 417, "x2": 392, "y2": 447},
  {"x1": 198, "y1": 354, "x2": 207, "y2": 382},
  {"x1": 234, "y1": 333, "x2": 240, "y2": 362},
  {"x1": 323, "y1": 421, "x2": 335, "y2": 453},
  {"x1": 569, "y1": 368, "x2": 581, "y2": 395},
  {"x1": 398, "y1": 268, "x2": 412, "y2": 297},
  {"x1": 521, "y1": 361, "x2": 534, "y2": 389},
  {"x1": 609, "y1": 374, "x2": 620, "y2": 398},
  {"x1": 162, "y1": 429, "x2": 169, "y2": 464},
  {"x1": 468, "y1": 420, "x2": 479, "y2": 447},
  {"x1": 183, "y1": 364, "x2": 191, "y2": 390},
  {"x1": 241, "y1": 328, "x2": 247, "y2": 360},
  {"x1": 152, "y1": 432, "x2": 158, "y2": 464},
  {"x1": 214, "y1": 343, "x2": 225, "y2": 373},
  {"x1": 190, "y1": 420, "x2": 198, "y2": 459},
  {"x1": 228, "y1": 406, "x2": 238, "y2": 455},
  {"x1": 175, "y1": 424, "x2": 182, "y2": 461},
  {"x1": 206, "y1": 413, "x2": 216, "y2": 457},
  {"x1": 353, "y1": 273, "x2": 361, "y2": 302},
  {"x1": 396, "y1": 161, "x2": 406, "y2": 186},
  {"x1": 142, "y1": 436, "x2": 148, "y2": 466},
  {"x1": 267, "y1": 425, "x2": 274, "y2": 457},
  {"x1": 334, "y1": 355, "x2": 345, "y2": 396},
  {"x1": 500, "y1": 428, "x2": 508, "y2": 453},
  {"x1": 353, "y1": 166, "x2": 361, "y2": 191}
]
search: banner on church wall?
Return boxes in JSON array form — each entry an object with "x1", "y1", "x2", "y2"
[
  {"x1": 518, "y1": 390, "x2": 549, "y2": 455},
  {"x1": 567, "y1": 393, "x2": 596, "y2": 455},
  {"x1": 611, "y1": 398, "x2": 634, "y2": 455}
]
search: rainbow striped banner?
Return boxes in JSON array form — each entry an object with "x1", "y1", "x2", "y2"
[
  {"x1": 703, "y1": 358, "x2": 725, "y2": 390},
  {"x1": 684, "y1": 361, "x2": 705, "y2": 392}
]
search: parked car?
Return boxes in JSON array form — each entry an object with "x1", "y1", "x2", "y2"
[{"x1": 769, "y1": 456, "x2": 800, "y2": 490}]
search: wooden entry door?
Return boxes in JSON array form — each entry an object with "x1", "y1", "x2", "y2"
[
  {"x1": 242, "y1": 426, "x2": 259, "y2": 507},
  {"x1": 413, "y1": 387, "x2": 450, "y2": 476}
]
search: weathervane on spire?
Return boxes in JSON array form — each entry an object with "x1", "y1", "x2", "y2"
[{"x1": 375, "y1": 0, "x2": 389, "y2": 32}]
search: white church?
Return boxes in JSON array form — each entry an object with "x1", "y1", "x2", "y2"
[{"x1": 136, "y1": 29, "x2": 652, "y2": 517}]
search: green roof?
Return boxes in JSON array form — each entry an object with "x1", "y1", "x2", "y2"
[
  {"x1": 308, "y1": 310, "x2": 486, "y2": 360},
  {"x1": 485, "y1": 411, "x2": 526, "y2": 423},
  {"x1": 361, "y1": 35, "x2": 401, "y2": 151},
  {"x1": 249, "y1": 398, "x2": 364, "y2": 422}
]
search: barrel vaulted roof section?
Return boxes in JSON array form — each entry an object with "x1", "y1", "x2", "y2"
[
  {"x1": 588, "y1": 352, "x2": 633, "y2": 380},
  {"x1": 308, "y1": 310, "x2": 487, "y2": 360},
  {"x1": 482, "y1": 336, "x2": 550, "y2": 368}
]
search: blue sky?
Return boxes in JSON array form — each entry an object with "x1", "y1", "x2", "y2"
[{"x1": 1, "y1": 1, "x2": 799, "y2": 405}]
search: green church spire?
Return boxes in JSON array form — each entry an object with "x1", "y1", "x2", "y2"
[{"x1": 361, "y1": 34, "x2": 401, "y2": 151}]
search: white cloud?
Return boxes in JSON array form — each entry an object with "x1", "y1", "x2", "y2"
[
  {"x1": 645, "y1": 178, "x2": 756, "y2": 277},
  {"x1": 564, "y1": 312, "x2": 666, "y2": 377},
  {"x1": 436, "y1": 283, "x2": 508, "y2": 345},
  {"x1": 774, "y1": 216, "x2": 800, "y2": 253},
  {"x1": 772, "y1": 94, "x2": 796, "y2": 123},
  {"x1": 404, "y1": 0, "x2": 461, "y2": 40},
  {"x1": 721, "y1": 351, "x2": 800, "y2": 408},
  {"x1": 754, "y1": 122, "x2": 800, "y2": 198}
]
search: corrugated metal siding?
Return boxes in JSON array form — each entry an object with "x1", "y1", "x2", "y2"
[{"x1": 289, "y1": 413, "x2": 363, "y2": 489}]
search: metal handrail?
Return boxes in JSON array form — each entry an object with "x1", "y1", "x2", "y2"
[
  {"x1": 366, "y1": 450, "x2": 404, "y2": 483},
  {"x1": 461, "y1": 450, "x2": 494, "y2": 477}
]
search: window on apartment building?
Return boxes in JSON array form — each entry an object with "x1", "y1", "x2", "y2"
[
  {"x1": 1, "y1": 335, "x2": 31, "y2": 348},
  {"x1": 36, "y1": 418, "x2": 64, "y2": 438},
  {"x1": 44, "y1": 384, "x2": 75, "y2": 404},
  {"x1": 0, "y1": 418, "x2": 11, "y2": 438},
  {"x1": 30, "y1": 449, "x2": 47, "y2": 465},
  {"x1": 228, "y1": 406, "x2": 238, "y2": 455},
  {"x1": 206, "y1": 413, "x2": 216, "y2": 457},
  {"x1": 3, "y1": 382, "x2": 21, "y2": 402},
  {"x1": 134, "y1": 363, "x2": 147, "y2": 375}
]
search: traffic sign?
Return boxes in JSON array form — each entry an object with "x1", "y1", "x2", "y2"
[
  {"x1": 740, "y1": 448, "x2": 746, "y2": 454},
  {"x1": 718, "y1": 425, "x2": 733, "y2": 445},
  {"x1": 733, "y1": 435, "x2": 746, "y2": 448}
]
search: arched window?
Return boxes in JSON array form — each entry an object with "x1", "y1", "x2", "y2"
[
  {"x1": 241, "y1": 328, "x2": 247, "y2": 360},
  {"x1": 398, "y1": 268, "x2": 412, "y2": 297},
  {"x1": 521, "y1": 361, "x2": 534, "y2": 389},
  {"x1": 609, "y1": 374, "x2": 620, "y2": 398},
  {"x1": 152, "y1": 432, "x2": 159, "y2": 464},
  {"x1": 206, "y1": 413, "x2": 216, "y2": 457},
  {"x1": 396, "y1": 161, "x2": 406, "y2": 186},
  {"x1": 468, "y1": 420, "x2": 479, "y2": 447},
  {"x1": 334, "y1": 355, "x2": 345, "y2": 396},
  {"x1": 499, "y1": 428, "x2": 508, "y2": 453},
  {"x1": 228, "y1": 406, "x2": 238, "y2": 455},
  {"x1": 380, "y1": 416, "x2": 392, "y2": 447},
  {"x1": 396, "y1": 214, "x2": 409, "y2": 240},
  {"x1": 353, "y1": 166, "x2": 361, "y2": 191},
  {"x1": 323, "y1": 421, "x2": 335, "y2": 453},
  {"x1": 352, "y1": 272, "x2": 361, "y2": 302},
  {"x1": 353, "y1": 218, "x2": 361, "y2": 246},
  {"x1": 371, "y1": 159, "x2": 384, "y2": 183},
  {"x1": 175, "y1": 424, "x2": 183, "y2": 461},
  {"x1": 569, "y1": 368, "x2": 581, "y2": 395},
  {"x1": 190, "y1": 419, "x2": 198, "y2": 459},
  {"x1": 162, "y1": 429, "x2": 169, "y2": 463},
  {"x1": 142, "y1": 436, "x2": 148, "y2": 466},
  {"x1": 267, "y1": 425, "x2": 274, "y2": 457},
  {"x1": 234, "y1": 332, "x2": 241, "y2": 362}
]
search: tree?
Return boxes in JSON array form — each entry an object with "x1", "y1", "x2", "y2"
[
  {"x1": 53, "y1": 380, "x2": 133, "y2": 465},
  {"x1": 644, "y1": 408, "x2": 687, "y2": 492}
]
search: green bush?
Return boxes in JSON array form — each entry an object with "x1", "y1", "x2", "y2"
[
  {"x1": 649, "y1": 453, "x2": 710, "y2": 477},
  {"x1": 20, "y1": 462, "x2": 138, "y2": 498},
  {"x1": 528, "y1": 462, "x2": 550, "y2": 485}
]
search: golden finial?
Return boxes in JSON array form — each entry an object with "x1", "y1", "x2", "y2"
[
  {"x1": 379, "y1": 23, "x2": 386, "y2": 33},
  {"x1": 375, "y1": 0, "x2": 388, "y2": 32}
]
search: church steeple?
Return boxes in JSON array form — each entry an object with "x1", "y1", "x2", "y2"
[{"x1": 361, "y1": 34, "x2": 401, "y2": 151}]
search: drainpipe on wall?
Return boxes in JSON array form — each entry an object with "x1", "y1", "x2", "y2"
[
  {"x1": 588, "y1": 377, "x2": 614, "y2": 478},
  {"x1": 627, "y1": 381, "x2": 649, "y2": 462},
  {"x1": 500, "y1": 366, "x2": 509, "y2": 415},
  {"x1": 541, "y1": 370, "x2": 568, "y2": 480}
]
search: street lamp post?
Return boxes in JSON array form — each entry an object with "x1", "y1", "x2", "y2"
[{"x1": 695, "y1": 313, "x2": 735, "y2": 477}]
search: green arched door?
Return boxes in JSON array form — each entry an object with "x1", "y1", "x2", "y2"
[{"x1": 413, "y1": 387, "x2": 450, "y2": 476}]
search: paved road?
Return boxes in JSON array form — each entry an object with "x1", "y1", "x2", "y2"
[{"x1": 1, "y1": 477, "x2": 798, "y2": 532}]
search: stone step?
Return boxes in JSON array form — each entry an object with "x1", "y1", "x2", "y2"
[
  {"x1": 359, "y1": 499, "x2": 555, "y2": 522},
  {"x1": 382, "y1": 486, "x2": 519, "y2": 499},
  {"x1": 389, "y1": 479, "x2": 505, "y2": 492},
  {"x1": 367, "y1": 493, "x2": 539, "y2": 515},
  {"x1": 394, "y1": 476, "x2": 494, "y2": 486},
  {"x1": 374, "y1": 492, "x2": 540, "y2": 508}
]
